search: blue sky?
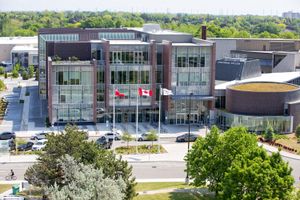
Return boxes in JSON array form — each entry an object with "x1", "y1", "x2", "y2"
[{"x1": 0, "y1": 0, "x2": 299, "y2": 15}]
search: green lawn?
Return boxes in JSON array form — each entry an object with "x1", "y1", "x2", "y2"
[
  {"x1": 116, "y1": 145, "x2": 167, "y2": 154},
  {"x1": 136, "y1": 182, "x2": 192, "y2": 192},
  {"x1": 134, "y1": 192, "x2": 215, "y2": 200},
  {"x1": 0, "y1": 184, "x2": 12, "y2": 193}
]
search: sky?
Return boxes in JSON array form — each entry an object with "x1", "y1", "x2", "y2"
[{"x1": 0, "y1": 0, "x2": 299, "y2": 16}]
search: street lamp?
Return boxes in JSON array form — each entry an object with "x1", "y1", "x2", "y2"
[{"x1": 185, "y1": 92, "x2": 193, "y2": 184}]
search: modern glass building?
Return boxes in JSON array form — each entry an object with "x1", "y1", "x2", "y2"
[{"x1": 39, "y1": 24, "x2": 216, "y2": 125}]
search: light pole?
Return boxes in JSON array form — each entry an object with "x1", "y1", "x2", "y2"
[{"x1": 185, "y1": 92, "x2": 193, "y2": 184}]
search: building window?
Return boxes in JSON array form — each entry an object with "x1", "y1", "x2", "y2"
[
  {"x1": 177, "y1": 56, "x2": 187, "y2": 67},
  {"x1": 60, "y1": 95, "x2": 66, "y2": 103},
  {"x1": 200, "y1": 56, "x2": 205, "y2": 67}
]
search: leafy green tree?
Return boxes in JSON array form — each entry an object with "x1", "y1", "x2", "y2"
[
  {"x1": 146, "y1": 130, "x2": 158, "y2": 147},
  {"x1": 187, "y1": 126, "x2": 262, "y2": 196},
  {"x1": 122, "y1": 132, "x2": 133, "y2": 148},
  {"x1": 25, "y1": 125, "x2": 136, "y2": 200},
  {"x1": 0, "y1": 67, "x2": 5, "y2": 75},
  {"x1": 11, "y1": 69, "x2": 19, "y2": 78},
  {"x1": 264, "y1": 124, "x2": 274, "y2": 142},
  {"x1": 21, "y1": 71, "x2": 29, "y2": 80},
  {"x1": 296, "y1": 125, "x2": 300, "y2": 142},
  {"x1": 13, "y1": 63, "x2": 20, "y2": 72},
  {"x1": 45, "y1": 155, "x2": 126, "y2": 200},
  {"x1": 28, "y1": 65, "x2": 35, "y2": 78},
  {"x1": 222, "y1": 150, "x2": 294, "y2": 200},
  {"x1": 0, "y1": 80, "x2": 6, "y2": 91}
]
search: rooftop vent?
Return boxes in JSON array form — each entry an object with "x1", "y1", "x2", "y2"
[{"x1": 142, "y1": 24, "x2": 161, "y2": 32}]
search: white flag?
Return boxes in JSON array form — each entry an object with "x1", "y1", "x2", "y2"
[{"x1": 161, "y1": 88, "x2": 173, "y2": 96}]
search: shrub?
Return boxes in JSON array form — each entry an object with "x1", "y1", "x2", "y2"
[
  {"x1": 4, "y1": 72, "x2": 7, "y2": 79},
  {"x1": 0, "y1": 67, "x2": 5, "y2": 75},
  {"x1": 0, "y1": 80, "x2": 6, "y2": 91},
  {"x1": 22, "y1": 71, "x2": 29, "y2": 80},
  {"x1": 12, "y1": 69, "x2": 19, "y2": 78},
  {"x1": 296, "y1": 125, "x2": 300, "y2": 139}
]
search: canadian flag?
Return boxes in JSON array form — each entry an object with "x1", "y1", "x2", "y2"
[
  {"x1": 138, "y1": 88, "x2": 153, "y2": 96},
  {"x1": 115, "y1": 89, "x2": 125, "y2": 97}
]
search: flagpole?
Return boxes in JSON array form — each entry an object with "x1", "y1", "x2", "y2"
[
  {"x1": 113, "y1": 85, "x2": 115, "y2": 152},
  {"x1": 135, "y1": 87, "x2": 139, "y2": 154},
  {"x1": 158, "y1": 86, "x2": 162, "y2": 153}
]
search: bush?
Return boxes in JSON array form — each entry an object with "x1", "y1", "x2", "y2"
[
  {"x1": 22, "y1": 71, "x2": 29, "y2": 80},
  {"x1": 296, "y1": 125, "x2": 300, "y2": 139},
  {"x1": 4, "y1": 72, "x2": 7, "y2": 79},
  {"x1": 28, "y1": 65, "x2": 34, "y2": 78},
  {"x1": 0, "y1": 80, "x2": 6, "y2": 91},
  {"x1": 12, "y1": 69, "x2": 19, "y2": 78},
  {"x1": 264, "y1": 125, "x2": 274, "y2": 142},
  {"x1": 0, "y1": 67, "x2": 5, "y2": 75}
]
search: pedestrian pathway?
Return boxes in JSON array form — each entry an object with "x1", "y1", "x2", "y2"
[{"x1": 258, "y1": 142, "x2": 300, "y2": 160}]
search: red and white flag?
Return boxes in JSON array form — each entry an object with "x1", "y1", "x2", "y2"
[
  {"x1": 115, "y1": 89, "x2": 125, "y2": 97},
  {"x1": 138, "y1": 88, "x2": 153, "y2": 96}
]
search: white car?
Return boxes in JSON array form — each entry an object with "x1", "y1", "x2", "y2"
[{"x1": 32, "y1": 139, "x2": 47, "y2": 151}]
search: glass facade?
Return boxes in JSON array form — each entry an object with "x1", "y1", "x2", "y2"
[
  {"x1": 51, "y1": 62, "x2": 94, "y2": 123},
  {"x1": 39, "y1": 34, "x2": 79, "y2": 98},
  {"x1": 99, "y1": 32, "x2": 135, "y2": 40},
  {"x1": 168, "y1": 46, "x2": 212, "y2": 125},
  {"x1": 216, "y1": 110, "x2": 293, "y2": 133},
  {"x1": 12, "y1": 52, "x2": 29, "y2": 67}
]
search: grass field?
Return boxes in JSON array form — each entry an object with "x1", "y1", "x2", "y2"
[
  {"x1": 134, "y1": 192, "x2": 215, "y2": 200},
  {"x1": 116, "y1": 145, "x2": 167, "y2": 154},
  {"x1": 0, "y1": 184, "x2": 12, "y2": 193},
  {"x1": 136, "y1": 182, "x2": 192, "y2": 192}
]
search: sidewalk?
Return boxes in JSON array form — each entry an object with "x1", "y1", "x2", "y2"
[{"x1": 0, "y1": 154, "x2": 38, "y2": 163}]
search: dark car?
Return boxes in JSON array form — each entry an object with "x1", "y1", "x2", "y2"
[
  {"x1": 0, "y1": 132, "x2": 16, "y2": 140},
  {"x1": 176, "y1": 133, "x2": 199, "y2": 142},
  {"x1": 17, "y1": 141, "x2": 34, "y2": 151},
  {"x1": 96, "y1": 136, "x2": 112, "y2": 149}
]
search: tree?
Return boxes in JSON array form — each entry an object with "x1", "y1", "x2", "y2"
[
  {"x1": 4, "y1": 72, "x2": 7, "y2": 79},
  {"x1": 122, "y1": 132, "x2": 133, "y2": 148},
  {"x1": 25, "y1": 125, "x2": 136, "y2": 200},
  {"x1": 0, "y1": 67, "x2": 5, "y2": 75},
  {"x1": 45, "y1": 155, "x2": 126, "y2": 200},
  {"x1": 296, "y1": 125, "x2": 300, "y2": 143},
  {"x1": 187, "y1": 126, "x2": 294, "y2": 199},
  {"x1": 21, "y1": 71, "x2": 29, "y2": 80},
  {"x1": 11, "y1": 69, "x2": 19, "y2": 78},
  {"x1": 0, "y1": 80, "x2": 6, "y2": 91},
  {"x1": 146, "y1": 130, "x2": 158, "y2": 147},
  {"x1": 222, "y1": 151, "x2": 294, "y2": 200},
  {"x1": 186, "y1": 126, "x2": 223, "y2": 195},
  {"x1": 264, "y1": 124, "x2": 274, "y2": 142},
  {"x1": 28, "y1": 65, "x2": 35, "y2": 78},
  {"x1": 187, "y1": 126, "x2": 263, "y2": 196}
]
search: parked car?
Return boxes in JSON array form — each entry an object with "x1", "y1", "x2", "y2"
[
  {"x1": 17, "y1": 141, "x2": 34, "y2": 151},
  {"x1": 30, "y1": 132, "x2": 49, "y2": 140},
  {"x1": 96, "y1": 136, "x2": 112, "y2": 149},
  {"x1": 137, "y1": 133, "x2": 158, "y2": 141},
  {"x1": 0, "y1": 132, "x2": 16, "y2": 140},
  {"x1": 32, "y1": 139, "x2": 47, "y2": 151},
  {"x1": 176, "y1": 133, "x2": 199, "y2": 142},
  {"x1": 104, "y1": 132, "x2": 121, "y2": 141}
]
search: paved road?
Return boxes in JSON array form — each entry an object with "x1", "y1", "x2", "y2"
[
  {"x1": 0, "y1": 157, "x2": 299, "y2": 186},
  {"x1": 0, "y1": 162, "x2": 185, "y2": 181}
]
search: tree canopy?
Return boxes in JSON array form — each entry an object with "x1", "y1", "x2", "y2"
[
  {"x1": 0, "y1": 11, "x2": 299, "y2": 39},
  {"x1": 45, "y1": 155, "x2": 126, "y2": 200},
  {"x1": 186, "y1": 126, "x2": 294, "y2": 199},
  {"x1": 25, "y1": 125, "x2": 136, "y2": 200}
]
